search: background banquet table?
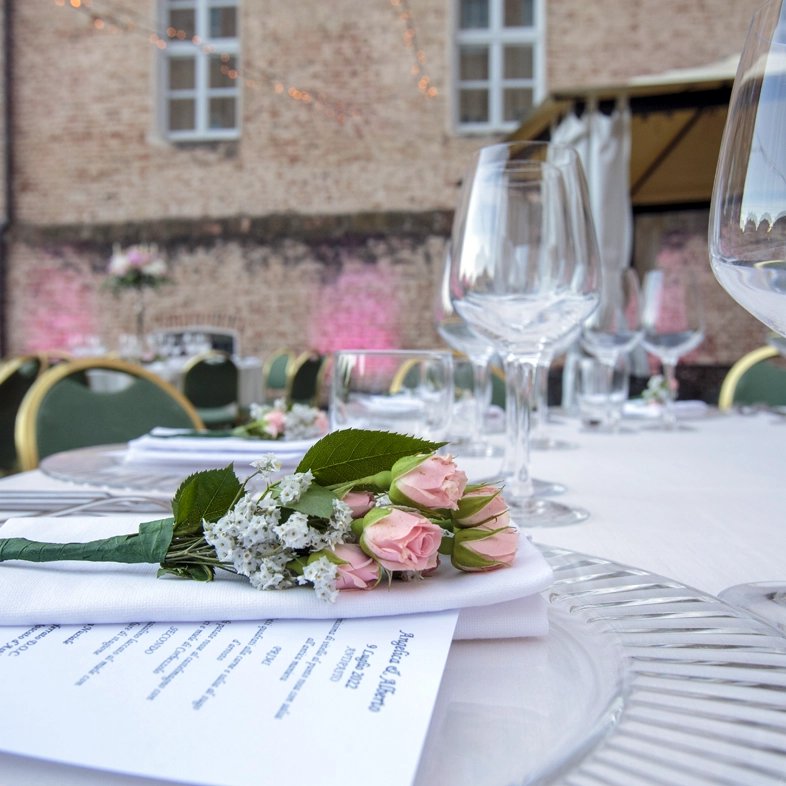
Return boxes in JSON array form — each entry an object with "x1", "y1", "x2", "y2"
[{"x1": 0, "y1": 410, "x2": 784, "y2": 784}]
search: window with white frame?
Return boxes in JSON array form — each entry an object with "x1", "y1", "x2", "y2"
[
  {"x1": 163, "y1": 0, "x2": 240, "y2": 140},
  {"x1": 455, "y1": 0, "x2": 544, "y2": 132}
]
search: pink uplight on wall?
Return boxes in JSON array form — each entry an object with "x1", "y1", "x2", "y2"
[
  {"x1": 23, "y1": 267, "x2": 97, "y2": 353},
  {"x1": 308, "y1": 263, "x2": 401, "y2": 353}
]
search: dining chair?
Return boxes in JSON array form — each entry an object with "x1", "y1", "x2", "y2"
[
  {"x1": 263, "y1": 348, "x2": 294, "y2": 403},
  {"x1": 286, "y1": 351, "x2": 328, "y2": 407},
  {"x1": 718, "y1": 345, "x2": 786, "y2": 410},
  {"x1": 0, "y1": 356, "x2": 44, "y2": 471},
  {"x1": 181, "y1": 350, "x2": 239, "y2": 429},
  {"x1": 15, "y1": 357, "x2": 204, "y2": 470}
]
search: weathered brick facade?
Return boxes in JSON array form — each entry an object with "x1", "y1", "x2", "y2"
[{"x1": 0, "y1": 0, "x2": 768, "y2": 368}]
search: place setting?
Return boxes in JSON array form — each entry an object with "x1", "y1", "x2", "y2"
[{"x1": 5, "y1": 4, "x2": 786, "y2": 783}]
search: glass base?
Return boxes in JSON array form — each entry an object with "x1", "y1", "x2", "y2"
[
  {"x1": 530, "y1": 436, "x2": 578, "y2": 450},
  {"x1": 532, "y1": 478, "x2": 566, "y2": 497},
  {"x1": 506, "y1": 497, "x2": 590, "y2": 528},
  {"x1": 451, "y1": 441, "x2": 505, "y2": 459},
  {"x1": 718, "y1": 582, "x2": 786, "y2": 633},
  {"x1": 640, "y1": 421, "x2": 695, "y2": 432}
]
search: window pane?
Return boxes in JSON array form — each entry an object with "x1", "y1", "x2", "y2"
[
  {"x1": 503, "y1": 87, "x2": 533, "y2": 122},
  {"x1": 460, "y1": 0, "x2": 488, "y2": 29},
  {"x1": 459, "y1": 46, "x2": 489, "y2": 81},
  {"x1": 169, "y1": 98, "x2": 195, "y2": 130},
  {"x1": 210, "y1": 6, "x2": 237, "y2": 38},
  {"x1": 504, "y1": 0, "x2": 534, "y2": 27},
  {"x1": 209, "y1": 54, "x2": 237, "y2": 87},
  {"x1": 460, "y1": 89, "x2": 488, "y2": 123},
  {"x1": 209, "y1": 97, "x2": 236, "y2": 129},
  {"x1": 169, "y1": 57, "x2": 195, "y2": 90},
  {"x1": 169, "y1": 8, "x2": 196, "y2": 39},
  {"x1": 504, "y1": 45, "x2": 533, "y2": 79}
]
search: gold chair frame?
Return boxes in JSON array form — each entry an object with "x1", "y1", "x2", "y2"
[
  {"x1": 718, "y1": 346, "x2": 780, "y2": 411},
  {"x1": 15, "y1": 357, "x2": 204, "y2": 471},
  {"x1": 181, "y1": 349, "x2": 233, "y2": 375}
]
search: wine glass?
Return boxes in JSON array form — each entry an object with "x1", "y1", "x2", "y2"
[
  {"x1": 581, "y1": 268, "x2": 643, "y2": 431},
  {"x1": 434, "y1": 245, "x2": 501, "y2": 458},
  {"x1": 710, "y1": 0, "x2": 786, "y2": 625},
  {"x1": 449, "y1": 142, "x2": 600, "y2": 527},
  {"x1": 640, "y1": 268, "x2": 705, "y2": 429}
]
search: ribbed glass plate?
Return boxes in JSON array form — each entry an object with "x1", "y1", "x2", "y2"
[{"x1": 417, "y1": 546, "x2": 786, "y2": 786}]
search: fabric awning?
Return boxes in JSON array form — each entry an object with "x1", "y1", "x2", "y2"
[{"x1": 507, "y1": 56, "x2": 738, "y2": 208}]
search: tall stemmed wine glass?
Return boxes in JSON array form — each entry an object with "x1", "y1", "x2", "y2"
[
  {"x1": 434, "y1": 245, "x2": 501, "y2": 458},
  {"x1": 710, "y1": 0, "x2": 786, "y2": 626},
  {"x1": 449, "y1": 143, "x2": 600, "y2": 527},
  {"x1": 581, "y1": 268, "x2": 643, "y2": 431},
  {"x1": 641, "y1": 268, "x2": 704, "y2": 429}
]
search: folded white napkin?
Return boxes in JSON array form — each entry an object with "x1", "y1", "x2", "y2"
[
  {"x1": 124, "y1": 428, "x2": 316, "y2": 471},
  {"x1": 0, "y1": 516, "x2": 553, "y2": 640},
  {"x1": 622, "y1": 399, "x2": 709, "y2": 420}
]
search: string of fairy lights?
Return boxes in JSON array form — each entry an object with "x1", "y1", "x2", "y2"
[{"x1": 51, "y1": 0, "x2": 439, "y2": 125}]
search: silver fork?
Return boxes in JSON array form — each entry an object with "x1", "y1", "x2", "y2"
[{"x1": 0, "y1": 491, "x2": 171, "y2": 523}]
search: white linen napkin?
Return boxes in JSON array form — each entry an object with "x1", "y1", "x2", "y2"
[
  {"x1": 622, "y1": 399, "x2": 709, "y2": 419},
  {"x1": 123, "y1": 428, "x2": 316, "y2": 471},
  {"x1": 0, "y1": 516, "x2": 553, "y2": 640}
]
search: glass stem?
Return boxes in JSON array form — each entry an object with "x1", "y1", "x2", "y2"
[
  {"x1": 502, "y1": 353, "x2": 538, "y2": 501},
  {"x1": 469, "y1": 356, "x2": 491, "y2": 447},
  {"x1": 662, "y1": 361, "x2": 678, "y2": 429},
  {"x1": 602, "y1": 358, "x2": 616, "y2": 432},
  {"x1": 532, "y1": 351, "x2": 553, "y2": 438}
]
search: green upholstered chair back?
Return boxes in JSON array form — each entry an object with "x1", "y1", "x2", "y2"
[
  {"x1": 263, "y1": 350, "x2": 292, "y2": 402},
  {"x1": 16, "y1": 359, "x2": 203, "y2": 470},
  {"x1": 450, "y1": 359, "x2": 506, "y2": 409},
  {"x1": 0, "y1": 357, "x2": 42, "y2": 471},
  {"x1": 182, "y1": 353, "x2": 238, "y2": 408},
  {"x1": 287, "y1": 352, "x2": 326, "y2": 407},
  {"x1": 719, "y1": 346, "x2": 786, "y2": 409}
]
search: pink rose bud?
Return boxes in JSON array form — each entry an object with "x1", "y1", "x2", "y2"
[
  {"x1": 452, "y1": 486, "x2": 510, "y2": 529},
  {"x1": 263, "y1": 409, "x2": 286, "y2": 438},
  {"x1": 341, "y1": 490, "x2": 376, "y2": 519},
  {"x1": 389, "y1": 453, "x2": 468, "y2": 511},
  {"x1": 451, "y1": 520, "x2": 519, "y2": 572},
  {"x1": 333, "y1": 544, "x2": 381, "y2": 590},
  {"x1": 356, "y1": 507, "x2": 443, "y2": 572}
]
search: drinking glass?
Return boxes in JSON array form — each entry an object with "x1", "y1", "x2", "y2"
[
  {"x1": 581, "y1": 268, "x2": 643, "y2": 429},
  {"x1": 449, "y1": 143, "x2": 600, "y2": 526},
  {"x1": 329, "y1": 350, "x2": 453, "y2": 442},
  {"x1": 576, "y1": 354, "x2": 630, "y2": 429},
  {"x1": 434, "y1": 246, "x2": 501, "y2": 458},
  {"x1": 710, "y1": 0, "x2": 786, "y2": 625},
  {"x1": 641, "y1": 268, "x2": 705, "y2": 429}
]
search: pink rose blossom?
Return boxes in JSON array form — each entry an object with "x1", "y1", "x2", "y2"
[
  {"x1": 334, "y1": 544, "x2": 381, "y2": 590},
  {"x1": 263, "y1": 409, "x2": 286, "y2": 438},
  {"x1": 360, "y1": 508, "x2": 442, "y2": 572},
  {"x1": 453, "y1": 486, "x2": 510, "y2": 529},
  {"x1": 452, "y1": 521, "x2": 519, "y2": 573},
  {"x1": 342, "y1": 490, "x2": 376, "y2": 519},
  {"x1": 389, "y1": 454, "x2": 468, "y2": 511}
]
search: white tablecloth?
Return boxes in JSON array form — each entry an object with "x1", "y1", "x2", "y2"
[{"x1": 1, "y1": 412, "x2": 785, "y2": 784}]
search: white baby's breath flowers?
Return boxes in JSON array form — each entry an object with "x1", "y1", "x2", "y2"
[
  {"x1": 249, "y1": 402, "x2": 266, "y2": 422},
  {"x1": 250, "y1": 453, "x2": 282, "y2": 478},
  {"x1": 284, "y1": 403, "x2": 325, "y2": 439},
  {"x1": 300, "y1": 556, "x2": 339, "y2": 603},
  {"x1": 273, "y1": 511, "x2": 313, "y2": 550},
  {"x1": 278, "y1": 470, "x2": 314, "y2": 506}
]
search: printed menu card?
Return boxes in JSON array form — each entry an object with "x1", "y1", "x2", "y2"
[{"x1": 0, "y1": 611, "x2": 458, "y2": 785}]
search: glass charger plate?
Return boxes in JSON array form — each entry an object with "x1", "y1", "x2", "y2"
[
  {"x1": 3, "y1": 547, "x2": 785, "y2": 785},
  {"x1": 416, "y1": 546, "x2": 786, "y2": 786},
  {"x1": 40, "y1": 444, "x2": 192, "y2": 494}
]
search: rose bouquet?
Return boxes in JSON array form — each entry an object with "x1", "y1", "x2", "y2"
[
  {"x1": 0, "y1": 430, "x2": 518, "y2": 602},
  {"x1": 106, "y1": 243, "x2": 171, "y2": 292},
  {"x1": 233, "y1": 399, "x2": 329, "y2": 441}
]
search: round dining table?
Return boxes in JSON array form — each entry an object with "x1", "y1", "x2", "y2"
[{"x1": 0, "y1": 409, "x2": 785, "y2": 784}]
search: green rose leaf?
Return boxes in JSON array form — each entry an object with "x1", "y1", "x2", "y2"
[
  {"x1": 296, "y1": 429, "x2": 446, "y2": 486},
  {"x1": 279, "y1": 483, "x2": 339, "y2": 519},
  {"x1": 171, "y1": 465, "x2": 242, "y2": 536}
]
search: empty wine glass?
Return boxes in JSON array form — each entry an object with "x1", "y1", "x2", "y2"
[
  {"x1": 641, "y1": 268, "x2": 705, "y2": 429},
  {"x1": 449, "y1": 142, "x2": 600, "y2": 527},
  {"x1": 710, "y1": 0, "x2": 786, "y2": 626},
  {"x1": 434, "y1": 245, "x2": 501, "y2": 458},
  {"x1": 581, "y1": 268, "x2": 643, "y2": 430}
]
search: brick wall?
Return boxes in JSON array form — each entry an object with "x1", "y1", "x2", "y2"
[{"x1": 4, "y1": 0, "x2": 770, "y2": 372}]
